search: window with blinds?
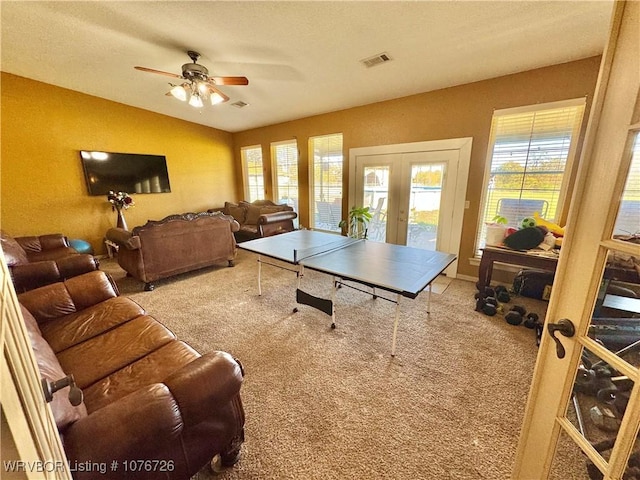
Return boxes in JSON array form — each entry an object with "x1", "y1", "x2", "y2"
[
  {"x1": 271, "y1": 140, "x2": 299, "y2": 210},
  {"x1": 614, "y1": 135, "x2": 640, "y2": 236},
  {"x1": 475, "y1": 99, "x2": 586, "y2": 254},
  {"x1": 241, "y1": 145, "x2": 265, "y2": 202},
  {"x1": 310, "y1": 134, "x2": 343, "y2": 232}
]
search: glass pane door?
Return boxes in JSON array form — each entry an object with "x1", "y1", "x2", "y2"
[
  {"x1": 553, "y1": 136, "x2": 640, "y2": 478},
  {"x1": 362, "y1": 165, "x2": 389, "y2": 242},
  {"x1": 406, "y1": 163, "x2": 445, "y2": 251},
  {"x1": 514, "y1": 4, "x2": 639, "y2": 471}
]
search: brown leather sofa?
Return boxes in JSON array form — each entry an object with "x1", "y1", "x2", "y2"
[
  {"x1": 0, "y1": 230, "x2": 99, "y2": 292},
  {"x1": 106, "y1": 211, "x2": 239, "y2": 291},
  {"x1": 18, "y1": 270, "x2": 245, "y2": 480},
  {"x1": 211, "y1": 200, "x2": 297, "y2": 242}
]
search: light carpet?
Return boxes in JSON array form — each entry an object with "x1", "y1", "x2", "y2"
[{"x1": 99, "y1": 249, "x2": 588, "y2": 479}]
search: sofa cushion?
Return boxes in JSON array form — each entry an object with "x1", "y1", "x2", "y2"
[
  {"x1": 82, "y1": 341, "x2": 200, "y2": 413},
  {"x1": 224, "y1": 202, "x2": 247, "y2": 224},
  {"x1": 21, "y1": 305, "x2": 88, "y2": 430},
  {"x1": 40, "y1": 297, "x2": 145, "y2": 353},
  {"x1": 239, "y1": 224, "x2": 259, "y2": 235},
  {"x1": 18, "y1": 271, "x2": 118, "y2": 326},
  {"x1": 57, "y1": 315, "x2": 176, "y2": 389},
  {"x1": 0, "y1": 231, "x2": 29, "y2": 266},
  {"x1": 244, "y1": 204, "x2": 263, "y2": 225}
]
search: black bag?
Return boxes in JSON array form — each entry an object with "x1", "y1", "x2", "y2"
[{"x1": 513, "y1": 269, "x2": 555, "y2": 300}]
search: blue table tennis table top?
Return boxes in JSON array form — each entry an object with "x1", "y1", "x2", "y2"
[{"x1": 238, "y1": 230, "x2": 456, "y2": 298}]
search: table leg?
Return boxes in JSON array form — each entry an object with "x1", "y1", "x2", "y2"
[
  {"x1": 257, "y1": 255, "x2": 262, "y2": 296},
  {"x1": 331, "y1": 275, "x2": 337, "y2": 329},
  {"x1": 477, "y1": 253, "x2": 493, "y2": 297},
  {"x1": 427, "y1": 283, "x2": 432, "y2": 315},
  {"x1": 390, "y1": 293, "x2": 402, "y2": 357}
]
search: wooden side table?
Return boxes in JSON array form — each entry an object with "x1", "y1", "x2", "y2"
[{"x1": 477, "y1": 246, "x2": 559, "y2": 298}]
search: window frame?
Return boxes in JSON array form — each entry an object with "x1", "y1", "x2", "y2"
[
  {"x1": 309, "y1": 133, "x2": 344, "y2": 233},
  {"x1": 270, "y1": 139, "x2": 299, "y2": 210},
  {"x1": 475, "y1": 98, "x2": 586, "y2": 256},
  {"x1": 240, "y1": 145, "x2": 265, "y2": 202}
]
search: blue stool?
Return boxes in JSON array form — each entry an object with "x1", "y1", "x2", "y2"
[{"x1": 69, "y1": 239, "x2": 94, "y2": 255}]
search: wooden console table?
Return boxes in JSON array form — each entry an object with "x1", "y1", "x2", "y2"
[{"x1": 477, "y1": 246, "x2": 559, "y2": 297}]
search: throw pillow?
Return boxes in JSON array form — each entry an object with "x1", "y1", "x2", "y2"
[
  {"x1": 245, "y1": 205, "x2": 262, "y2": 225},
  {"x1": 224, "y1": 202, "x2": 247, "y2": 224}
]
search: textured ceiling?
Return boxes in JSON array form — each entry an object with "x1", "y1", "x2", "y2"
[{"x1": 1, "y1": 1, "x2": 614, "y2": 133}]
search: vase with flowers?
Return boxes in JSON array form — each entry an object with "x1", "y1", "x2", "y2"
[{"x1": 107, "y1": 191, "x2": 135, "y2": 230}]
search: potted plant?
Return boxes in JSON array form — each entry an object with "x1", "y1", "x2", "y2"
[{"x1": 339, "y1": 205, "x2": 373, "y2": 238}]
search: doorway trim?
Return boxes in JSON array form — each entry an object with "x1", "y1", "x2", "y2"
[{"x1": 348, "y1": 138, "x2": 472, "y2": 278}]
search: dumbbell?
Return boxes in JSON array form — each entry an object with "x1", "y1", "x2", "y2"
[
  {"x1": 476, "y1": 298, "x2": 498, "y2": 316},
  {"x1": 505, "y1": 305, "x2": 527, "y2": 326},
  {"x1": 523, "y1": 313, "x2": 539, "y2": 329},
  {"x1": 494, "y1": 285, "x2": 511, "y2": 303}
]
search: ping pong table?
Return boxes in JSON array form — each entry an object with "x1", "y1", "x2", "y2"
[{"x1": 238, "y1": 230, "x2": 456, "y2": 356}]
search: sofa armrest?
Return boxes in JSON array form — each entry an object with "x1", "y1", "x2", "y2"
[
  {"x1": 257, "y1": 210, "x2": 298, "y2": 225},
  {"x1": 62, "y1": 384, "x2": 184, "y2": 470},
  {"x1": 106, "y1": 228, "x2": 141, "y2": 250},
  {"x1": 163, "y1": 352, "x2": 244, "y2": 428},
  {"x1": 56, "y1": 254, "x2": 99, "y2": 278}
]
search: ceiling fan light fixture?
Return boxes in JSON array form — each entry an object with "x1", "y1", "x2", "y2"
[
  {"x1": 170, "y1": 84, "x2": 188, "y2": 102},
  {"x1": 139, "y1": 51, "x2": 248, "y2": 110},
  {"x1": 210, "y1": 92, "x2": 225, "y2": 105},
  {"x1": 197, "y1": 82, "x2": 209, "y2": 95},
  {"x1": 189, "y1": 93, "x2": 204, "y2": 108}
]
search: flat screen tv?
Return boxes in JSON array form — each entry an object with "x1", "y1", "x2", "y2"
[{"x1": 80, "y1": 150, "x2": 171, "y2": 196}]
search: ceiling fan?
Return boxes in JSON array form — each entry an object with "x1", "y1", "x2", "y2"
[{"x1": 135, "y1": 50, "x2": 249, "y2": 108}]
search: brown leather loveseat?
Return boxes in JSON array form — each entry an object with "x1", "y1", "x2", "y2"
[
  {"x1": 211, "y1": 200, "x2": 297, "y2": 242},
  {"x1": 19, "y1": 270, "x2": 245, "y2": 480},
  {"x1": 0, "y1": 230, "x2": 99, "y2": 292},
  {"x1": 106, "y1": 211, "x2": 239, "y2": 291}
]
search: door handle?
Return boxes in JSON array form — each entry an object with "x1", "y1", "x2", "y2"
[{"x1": 547, "y1": 318, "x2": 576, "y2": 359}]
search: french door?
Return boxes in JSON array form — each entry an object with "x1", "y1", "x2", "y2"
[
  {"x1": 350, "y1": 140, "x2": 471, "y2": 277},
  {"x1": 514, "y1": 2, "x2": 640, "y2": 479},
  {"x1": 354, "y1": 151, "x2": 455, "y2": 246}
]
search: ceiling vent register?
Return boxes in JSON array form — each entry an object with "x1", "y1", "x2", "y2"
[{"x1": 360, "y1": 52, "x2": 392, "y2": 68}]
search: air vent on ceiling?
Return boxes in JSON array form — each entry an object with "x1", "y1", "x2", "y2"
[
  {"x1": 231, "y1": 101, "x2": 248, "y2": 108},
  {"x1": 360, "y1": 52, "x2": 392, "y2": 68}
]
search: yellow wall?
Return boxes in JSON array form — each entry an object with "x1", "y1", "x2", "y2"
[
  {"x1": 1, "y1": 73, "x2": 237, "y2": 254},
  {"x1": 232, "y1": 57, "x2": 602, "y2": 278},
  {"x1": 1, "y1": 58, "x2": 603, "y2": 278}
]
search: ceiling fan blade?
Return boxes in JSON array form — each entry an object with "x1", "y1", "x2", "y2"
[
  {"x1": 134, "y1": 66, "x2": 183, "y2": 79},
  {"x1": 210, "y1": 76, "x2": 249, "y2": 86}
]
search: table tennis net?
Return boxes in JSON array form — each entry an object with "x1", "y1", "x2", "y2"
[{"x1": 293, "y1": 236, "x2": 363, "y2": 264}]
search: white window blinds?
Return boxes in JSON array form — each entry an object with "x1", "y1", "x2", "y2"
[
  {"x1": 241, "y1": 145, "x2": 264, "y2": 202},
  {"x1": 272, "y1": 140, "x2": 299, "y2": 210},
  {"x1": 476, "y1": 99, "x2": 586, "y2": 254},
  {"x1": 614, "y1": 135, "x2": 640, "y2": 236},
  {"x1": 311, "y1": 133, "x2": 343, "y2": 232}
]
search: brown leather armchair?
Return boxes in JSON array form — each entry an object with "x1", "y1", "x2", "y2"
[
  {"x1": 19, "y1": 270, "x2": 245, "y2": 479},
  {"x1": 0, "y1": 230, "x2": 99, "y2": 292}
]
